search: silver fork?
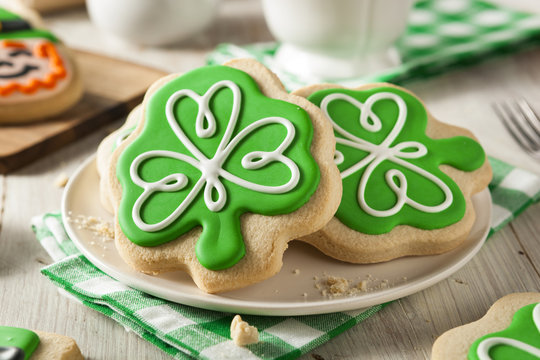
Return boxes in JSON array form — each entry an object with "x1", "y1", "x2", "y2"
[{"x1": 492, "y1": 98, "x2": 540, "y2": 160}]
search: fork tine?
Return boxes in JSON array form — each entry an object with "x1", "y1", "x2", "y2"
[
  {"x1": 492, "y1": 101, "x2": 536, "y2": 153},
  {"x1": 515, "y1": 98, "x2": 540, "y2": 141}
]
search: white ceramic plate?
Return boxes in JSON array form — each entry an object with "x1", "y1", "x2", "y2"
[{"x1": 62, "y1": 155, "x2": 492, "y2": 316}]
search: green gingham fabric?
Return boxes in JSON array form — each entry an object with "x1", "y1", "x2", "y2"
[
  {"x1": 31, "y1": 157, "x2": 540, "y2": 360},
  {"x1": 31, "y1": 213, "x2": 387, "y2": 360},
  {"x1": 207, "y1": 0, "x2": 540, "y2": 91}
]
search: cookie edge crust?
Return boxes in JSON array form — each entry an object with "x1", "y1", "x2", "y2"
[{"x1": 97, "y1": 105, "x2": 142, "y2": 213}]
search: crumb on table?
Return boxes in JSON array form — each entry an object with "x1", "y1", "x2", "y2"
[
  {"x1": 54, "y1": 173, "x2": 69, "y2": 188},
  {"x1": 230, "y1": 315, "x2": 258, "y2": 346}
]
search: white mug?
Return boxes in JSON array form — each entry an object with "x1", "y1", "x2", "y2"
[
  {"x1": 86, "y1": 0, "x2": 219, "y2": 46},
  {"x1": 262, "y1": 0, "x2": 414, "y2": 79}
]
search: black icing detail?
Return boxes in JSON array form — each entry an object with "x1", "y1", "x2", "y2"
[
  {"x1": 0, "y1": 64, "x2": 38, "y2": 79},
  {"x1": 0, "y1": 347, "x2": 25, "y2": 360},
  {"x1": 9, "y1": 49, "x2": 32, "y2": 57},
  {"x1": 0, "y1": 19, "x2": 32, "y2": 33}
]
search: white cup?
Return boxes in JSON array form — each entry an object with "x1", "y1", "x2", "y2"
[
  {"x1": 86, "y1": 0, "x2": 219, "y2": 46},
  {"x1": 262, "y1": 0, "x2": 414, "y2": 79}
]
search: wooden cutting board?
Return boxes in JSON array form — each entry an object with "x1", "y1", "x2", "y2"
[{"x1": 0, "y1": 50, "x2": 167, "y2": 174}]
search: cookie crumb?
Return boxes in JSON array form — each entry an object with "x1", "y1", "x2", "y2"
[
  {"x1": 453, "y1": 278, "x2": 468, "y2": 285},
  {"x1": 54, "y1": 173, "x2": 69, "y2": 188},
  {"x1": 292, "y1": 269, "x2": 300, "y2": 275},
  {"x1": 67, "y1": 214, "x2": 114, "y2": 242},
  {"x1": 326, "y1": 276, "x2": 349, "y2": 295},
  {"x1": 314, "y1": 274, "x2": 393, "y2": 297},
  {"x1": 357, "y1": 280, "x2": 368, "y2": 291},
  {"x1": 302, "y1": 293, "x2": 308, "y2": 297},
  {"x1": 230, "y1": 315, "x2": 258, "y2": 346}
]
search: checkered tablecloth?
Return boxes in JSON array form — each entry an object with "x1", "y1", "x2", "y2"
[
  {"x1": 32, "y1": 156, "x2": 540, "y2": 360},
  {"x1": 207, "y1": 0, "x2": 540, "y2": 91}
]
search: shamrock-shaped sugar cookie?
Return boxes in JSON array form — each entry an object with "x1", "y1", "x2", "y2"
[
  {"x1": 106, "y1": 59, "x2": 341, "y2": 293},
  {"x1": 432, "y1": 293, "x2": 540, "y2": 360},
  {"x1": 294, "y1": 83, "x2": 492, "y2": 264}
]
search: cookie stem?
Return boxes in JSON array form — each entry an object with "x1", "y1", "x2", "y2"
[{"x1": 195, "y1": 214, "x2": 245, "y2": 270}]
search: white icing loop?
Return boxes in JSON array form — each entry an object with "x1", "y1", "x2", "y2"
[
  {"x1": 334, "y1": 150, "x2": 345, "y2": 165},
  {"x1": 476, "y1": 303, "x2": 540, "y2": 359},
  {"x1": 322, "y1": 91, "x2": 453, "y2": 218},
  {"x1": 130, "y1": 80, "x2": 300, "y2": 232}
]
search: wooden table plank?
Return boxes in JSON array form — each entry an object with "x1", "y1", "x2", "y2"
[{"x1": 510, "y1": 203, "x2": 540, "y2": 277}]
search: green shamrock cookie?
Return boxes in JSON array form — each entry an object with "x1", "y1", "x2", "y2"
[
  {"x1": 116, "y1": 65, "x2": 320, "y2": 270},
  {"x1": 468, "y1": 303, "x2": 540, "y2": 360},
  {"x1": 307, "y1": 86, "x2": 486, "y2": 235}
]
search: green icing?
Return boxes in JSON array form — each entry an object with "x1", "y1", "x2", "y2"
[
  {"x1": 117, "y1": 65, "x2": 320, "y2": 270},
  {"x1": 0, "y1": 326, "x2": 39, "y2": 360},
  {"x1": 468, "y1": 303, "x2": 540, "y2": 360},
  {"x1": 0, "y1": 8, "x2": 19, "y2": 21},
  {"x1": 0, "y1": 7, "x2": 58, "y2": 42},
  {"x1": 307, "y1": 86, "x2": 485, "y2": 235}
]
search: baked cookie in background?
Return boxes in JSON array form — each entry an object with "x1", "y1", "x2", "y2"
[
  {"x1": 103, "y1": 59, "x2": 342, "y2": 293},
  {"x1": 0, "y1": 3, "x2": 83, "y2": 124},
  {"x1": 432, "y1": 292, "x2": 540, "y2": 359},
  {"x1": 18, "y1": 0, "x2": 85, "y2": 14},
  {"x1": 294, "y1": 83, "x2": 492, "y2": 264},
  {"x1": 0, "y1": 326, "x2": 84, "y2": 360}
]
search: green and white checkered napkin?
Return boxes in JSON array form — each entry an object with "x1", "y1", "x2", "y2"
[
  {"x1": 207, "y1": 0, "x2": 540, "y2": 91},
  {"x1": 31, "y1": 157, "x2": 540, "y2": 360}
]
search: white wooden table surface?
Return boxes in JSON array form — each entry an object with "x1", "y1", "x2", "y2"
[{"x1": 1, "y1": 1, "x2": 540, "y2": 359}]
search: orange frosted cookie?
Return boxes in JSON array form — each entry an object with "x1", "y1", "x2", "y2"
[{"x1": 0, "y1": 4, "x2": 82, "y2": 123}]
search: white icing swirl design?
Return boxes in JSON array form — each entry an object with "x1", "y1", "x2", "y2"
[
  {"x1": 130, "y1": 80, "x2": 300, "y2": 232},
  {"x1": 321, "y1": 91, "x2": 453, "y2": 218},
  {"x1": 476, "y1": 303, "x2": 540, "y2": 359}
]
